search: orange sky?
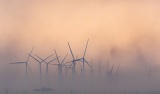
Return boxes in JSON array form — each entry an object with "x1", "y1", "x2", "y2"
[
  {"x1": 1, "y1": 0, "x2": 160, "y2": 90},
  {"x1": 1, "y1": 0, "x2": 160, "y2": 83},
  {"x1": 0, "y1": 1, "x2": 160, "y2": 56}
]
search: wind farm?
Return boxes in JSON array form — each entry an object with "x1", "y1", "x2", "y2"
[
  {"x1": 1, "y1": 0, "x2": 160, "y2": 94},
  {"x1": 5, "y1": 39, "x2": 160, "y2": 94}
]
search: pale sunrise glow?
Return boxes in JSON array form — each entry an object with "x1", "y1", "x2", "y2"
[{"x1": 1, "y1": 0, "x2": 160, "y2": 93}]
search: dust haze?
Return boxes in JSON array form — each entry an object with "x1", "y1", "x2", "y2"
[{"x1": 1, "y1": 0, "x2": 160, "y2": 93}]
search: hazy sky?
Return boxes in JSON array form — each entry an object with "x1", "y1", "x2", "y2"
[{"x1": 1, "y1": 0, "x2": 160, "y2": 90}]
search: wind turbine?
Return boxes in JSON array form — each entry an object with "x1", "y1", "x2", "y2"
[
  {"x1": 115, "y1": 64, "x2": 120, "y2": 77},
  {"x1": 79, "y1": 61, "x2": 92, "y2": 90},
  {"x1": 28, "y1": 53, "x2": 53, "y2": 87},
  {"x1": 64, "y1": 65, "x2": 70, "y2": 78},
  {"x1": 109, "y1": 64, "x2": 114, "y2": 80},
  {"x1": 89, "y1": 59, "x2": 94, "y2": 92},
  {"x1": 10, "y1": 47, "x2": 34, "y2": 91},
  {"x1": 106, "y1": 60, "x2": 114, "y2": 80},
  {"x1": 98, "y1": 60, "x2": 101, "y2": 79},
  {"x1": 34, "y1": 54, "x2": 59, "y2": 87},
  {"x1": 67, "y1": 42, "x2": 82, "y2": 93},
  {"x1": 64, "y1": 65, "x2": 70, "y2": 92},
  {"x1": 75, "y1": 39, "x2": 92, "y2": 93},
  {"x1": 106, "y1": 60, "x2": 110, "y2": 79},
  {"x1": 52, "y1": 49, "x2": 68, "y2": 93}
]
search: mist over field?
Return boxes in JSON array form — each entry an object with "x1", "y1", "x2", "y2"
[{"x1": 1, "y1": 0, "x2": 160, "y2": 93}]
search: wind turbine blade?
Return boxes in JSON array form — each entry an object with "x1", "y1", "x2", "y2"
[
  {"x1": 90, "y1": 59, "x2": 94, "y2": 71},
  {"x1": 28, "y1": 54, "x2": 41, "y2": 63},
  {"x1": 34, "y1": 54, "x2": 46, "y2": 63},
  {"x1": 26, "y1": 47, "x2": 34, "y2": 63},
  {"x1": 51, "y1": 64, "x2": 59, "y2": 66},
  {"x1": 74, "y1": 58, "x2": 83, "y2": 62},
  {"x1": 48, "y1": 56, "x2": 60, "y2": 64},
  {"x1": 61, "y1": 53, "x2": 68, "y2": 64},
  {"x1": 73, "y1": 55, "x2": 79, "y2": 64},
  {"x1": 27, "y1": 64, "x2": 34, "y2": 75},
  {"x1": 44, "y1": 54, "x2": 54, "y2": 61},
  {"x1": 83, "y1": 39, "x2": 89, "y2": 58},
  {"x1": 10, "y1": 62, "x2": 26, "y2": 64},
  {"x1": 110, "y1": 64, "x2": 114, "y2": 74},
  {"x1": 85, "y1": 59, "x2": 92, "y2": 64},
  {"x1": 85, "y1": 60, "x2": 92, "y2": 69},
  {"x1": 35, "y1": 54, "x2": 53, "y2": 63},
  {"x1": 34, "y1": 54, "x2": 52, "y2": 64},
  {"x1": 66, "y1": 63, "x2": 73, "y2": 73},
  {"x1": 54, "y1": 49, "x2": 60, "y2": 64},
  {"x1": 68, "y1": 42, "x2": 75, "y2": 60},
  {"x1": 65, "y1": 60, "x2": 72, "y2": 64},
  {"x1": 116, "y1": 64, "x2": 120, "y2": 74}
]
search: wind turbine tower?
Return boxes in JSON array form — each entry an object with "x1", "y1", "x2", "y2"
[
  {"x1": 29, "y1": 53, "x2": 53, "y2": 87},
  {"x1": 34, "y1": 54, "x2": 59, "y2": 87},
  {"x1": 98, "y1": 60, "x2": 101, "y2": 79},
  {"x1": 52, "y1": 49, "x2": 68, "y2": 93},
  {"x1": 78, "y1": 39, "x2": 92, "y2": 93},
  {"x1": 110, "y1": 64, "x2": 114, "y2": 80},
  {"x1": 67, "y1": 39, "x2": 91, "y2": 93},
  {"x1": 67, "y1": 42, "x2": 83, "y2": 93}
]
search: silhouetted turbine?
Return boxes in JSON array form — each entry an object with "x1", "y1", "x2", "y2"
[
  {"x1": 115, "y1": 64, "x2": 120, "y2": 77},
  {"x1": 51, "y1": 49, "x2": 68, "y2": 92},
  {"x1": 29, "y1": 53, "x2": 53, "y2": 87},
  {"x1": 68, "y1": 39, "x2": 92, "y2": 93},
  {"x1": 10, "y1": 47, "x2": 34, "y2": 91},
  {"x1": 34, "y1": 54, "x2": 59, "y2": 87},
  {"x1": 67, "y1": 42, "x2": 83, "y2": 93}
]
